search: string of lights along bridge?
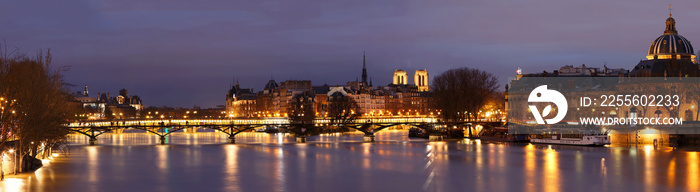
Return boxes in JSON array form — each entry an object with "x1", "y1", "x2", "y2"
[
  {"x1": 68, "y1": 117, "x2": 448, "y2": 127},
  {"x1": 68, "y1": 117, "x2": 501, "y2": 145}
]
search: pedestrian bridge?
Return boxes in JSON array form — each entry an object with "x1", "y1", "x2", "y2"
[
  {"x1": 67, "y1": 117, "x2": 501, "y2": 145},
  {"x1": 68, "y1": 117, "x2": 440, "y2": 127}
]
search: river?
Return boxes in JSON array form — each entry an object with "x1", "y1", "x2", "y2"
[{"x1": 0, "y1": 130, "x2": 698, "y2": 192}]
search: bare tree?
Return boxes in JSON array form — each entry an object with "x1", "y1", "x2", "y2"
[
  {"x1": 327, "y1": 93, "x2": 360, "y2": 131},
  {"x1": 0, "y1": 48, "x2": 72, "y2": 172},
  {"x1": 287, "y1": 91, "x2": 317, "y2": 136},
  {"x1": 432, "y1": 67, "x2": 499, "y2": 122}
]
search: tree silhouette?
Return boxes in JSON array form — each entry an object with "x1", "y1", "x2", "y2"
[
  {"x1": 286, "y1": 91, "x2": 317, "y2": 136},
  {"x1": 0, "y1": 48, "x2": 72, "y2": 172},
  {"x1": 327, "y1": 94, "x2": 360, "y2": 125},
  {"x1": 432, "y1": 67, "x2": 498, "y2": 122}
]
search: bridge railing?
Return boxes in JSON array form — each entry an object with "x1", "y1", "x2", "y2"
[{"x1": 67, "y1": 117, "x2": 441, "y2": 127}]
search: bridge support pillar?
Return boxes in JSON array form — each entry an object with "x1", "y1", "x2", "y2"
[
  {"x1": 159, "y1": 136, "x2": 166, "y2": 145},
  {"x1": 229, "y1": 136, "x2": 236, "y2": 144},
  {"x1": 89, "y1": 137, "x2": 97, "y2": 145},
  {"x1": 296, "y1": 136, "x2": 306, "y2": 143},
  {"x1": 363, "y1": 135, "x2": 375, "y2": 142}
]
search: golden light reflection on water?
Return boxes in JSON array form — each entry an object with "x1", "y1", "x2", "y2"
[
  {"x1": 498, "y1": 144, "x2": 505, "y2": 169},
  {"x1": 543, "y1": 146, "x2": 560, "y2": 192},
  {"x1": 667, "y1": 157, "x2": 675, "y2": 187},
  {"x1": 155, "y1": 145, "x2": 169, "y2": 191},
  {"x1": 223, "y1": 145, "x2": 240, "y2": 191},
  {"x1": 274, "y1": 147, "x2": 285, "y2": 192},
  {"x1": 643, "y1": 145, "x2": 655, "y2": 192},
  {"x1": 600, "y1": 157, "x2": 607, "y2": 180},
  {"x1": 86, "y1": 146, "x2": 98, "y2": 183},
  {"x1": 362, "y1": 143, "x2": 372, "y2": 169},
  {"x1": 575, "y1": 152, "x2": 583, "y2": 175},
  {"x1": 86, "y1": 146, "x2": 99, "y2": 192},
  {"x1": 423, "y1": 142, "x2": 436, "y2": 191},
  {"x1": 688, "y1": 152, "x2": 699, "y2": 191},
  {"x1": 524, "y1": 144, "x2": 536, "y2": 192},
  {"x1": 156, "y1": 145, "x2": 168, "y2": 172}
]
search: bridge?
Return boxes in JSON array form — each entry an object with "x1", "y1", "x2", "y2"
[{"x1": 67, "y1": 117, "x2": 503, "y2": 145}]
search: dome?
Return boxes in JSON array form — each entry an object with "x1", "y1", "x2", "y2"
[
  {"x1": 648, "y1": 34, "x2": 693, "y2": 55},
  {"x1": 646, "y1": 15, "x2": 696, "y2": 61}
]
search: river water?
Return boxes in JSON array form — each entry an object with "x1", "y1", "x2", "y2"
[{"x1": 1, "y1": 130, "x2": 699, "y2": 192}]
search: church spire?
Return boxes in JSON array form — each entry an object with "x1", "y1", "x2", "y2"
[
  {"x1": 235, "y1": 77, "x2": 240, "y2": 90},
  {"x1": 361, "y1": 51, "x2": 368, "y2": 85}
]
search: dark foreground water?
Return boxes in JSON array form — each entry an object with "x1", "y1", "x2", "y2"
[{"x1": 1, "y1": 130, "x2": 699, "y2": 192}]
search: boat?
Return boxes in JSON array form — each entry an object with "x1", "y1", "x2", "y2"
[
  {"x1": 408, "y1": 128, "x2": 428, "y2": 138},
  {"x1": 479, "y1": 126, "x2": 530, "y2": 142},
  {"x1": 530, "y1": 129, "x2": 611, "y2": 146}
]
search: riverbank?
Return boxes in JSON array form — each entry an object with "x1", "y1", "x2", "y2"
[{"x1": 0, "y1": 155, "x2": 56, "y2": 183}]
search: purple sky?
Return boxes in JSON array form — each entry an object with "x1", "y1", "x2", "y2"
[{"x1": 2, "y1": 0, "x2": 699, "y2": 108}]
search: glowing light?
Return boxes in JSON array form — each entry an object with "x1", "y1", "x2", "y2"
[{"x1": 3, "y1": 178, "x2": 25, "y2": 192}]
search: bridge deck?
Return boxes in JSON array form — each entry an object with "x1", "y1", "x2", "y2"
[{"x1": 67, "y1": 117, "x2": 464, "y2": 127}]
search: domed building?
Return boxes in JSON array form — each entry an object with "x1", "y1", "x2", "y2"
[{"x1": 631, "y1": 14, "x2": 700, "y2": 77}]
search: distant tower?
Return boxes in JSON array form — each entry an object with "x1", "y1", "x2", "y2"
[
  {"x1": 83, "y1": 85, "x2": 89, "y2": 96},
  {"x1": 393, "y1": 70, "x2": 408, "y2": 85},
  {"x1": 361, "y1": 51, "x2": 368, "y2": 86},
  {"x1": 414, "y1": 69, "x2": 429, "y2": 91},
  {"x1": 235, "y1": 77, "x2": 240, "y2": 90}
]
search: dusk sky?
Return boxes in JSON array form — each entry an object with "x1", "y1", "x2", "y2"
[{"x1": 2, "y1": 0, "x2": 699, "y2": 108}]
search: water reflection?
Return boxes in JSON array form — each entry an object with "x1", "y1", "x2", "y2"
[
  {"x1": 667, "y1": 156, "x2": 675, "y2": 188},
  {"x1": 543, "y1": 146, "x2": 560, "y2": 192},
  {"x1": 155, "y1": 145, "x2": 169, "y2": 191},
  {"x1": 524, "y1": 144, "x2": 537, "y2": 192},
  {"x1": 2, "y1": 132, "x2": 700, "y2": 192},
  {"x1": 474, "y1": 141, "x2": 484, "y2": 191},
  {"x1": 274, "y1": 147, "x2": 284, "y2": 192},
  {"x1": 643, "y1": 146, "x2": 655, "y2": 192},
  {"x1": 223, "y1": 145, "x2": 240, "y2": 191},
  {"x1": 688, "y1": 152, "x2": 699, "y2": 191}
]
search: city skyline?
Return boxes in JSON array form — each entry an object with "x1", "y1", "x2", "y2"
[{"x1": 2, "y1": 0, "x2": 698, "y2": 107}]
